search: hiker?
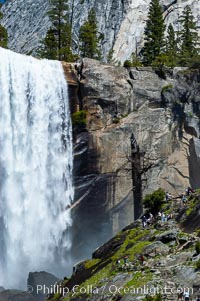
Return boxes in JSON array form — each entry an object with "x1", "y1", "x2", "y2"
[
  {"x1": 158, "y1": 211, "x2": 161, "y2": 219},
  {"x1": 177, "y1": 291, "x2": 183, "y2": 301},
  {"x1": 167, "y1": 212, "x2": 173, "y2": 220},
  {"x1": 196, "y1": 296, "x2": 200, "y2": 301},
  {"x1": 142, "y1": 216, "x2": 147, "y2": 228},
  {"x1": 182, "y1": 195, "x2": 187, "y2": 205},
  {"x1": 146, "y1": 213, "x2": 153, "y2": 225},
  {"x1": 161, "y1": 212, "x2": 165, "y2": 222},
  {"x1": 149, "y1": 212, "x2": 154, "y2": 221},
  {"x1": 116, "y1": 259, "x2": 121, "y2": 266},
  {"x1": 123, "y1": 256, "x2": 129, "y2": 265},
  {"x1": 139, "y1": 254, "x2": 144, "y2": 265},
  {"x1": 186, "y1": 187, "x2": 194, "y2": 196},
  {"x1": 165, "y1": 192, "x2": 172, "y2": 202},
  {"x1": 184, "y1": 291, "x2": 189, "y2": 301}
]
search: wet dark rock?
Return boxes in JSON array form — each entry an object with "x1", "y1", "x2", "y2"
[
  {"x1": 27, "y1": 271, "x2": 60, "y2": 301},
  {"x1": 92, "y1": 234, "x2": 126, "y2": 259},
  {"x1": 0, "y1": 290, "x2": 37, "y2": 301},
  {"x1": 156, "y1": 230, "x2": 178, "y2": 243}
]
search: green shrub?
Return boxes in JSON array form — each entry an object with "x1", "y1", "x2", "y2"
[
  {"x1": 195, "y1": 241, "x2": 200, "y2": 255},
  {"x1": 124, "y1": 54, "x2": 143, "y2": 68},
  {"x1": 72, "y1": 110, "x2": 87, "y2": 127},
  {"x1": 124, "y1": 60, "x2": 132, "y2": 68},
  {"x1": 188, "y1": 112, "x2": 193, "y2": 118},
  {"x1": 113, "y1": 117, "x2": 120, "y2": 124},
  {"x1": 143, "y1": 188, "x2": 165, "y2": 213},
  {"x1": 196, "y1": 259, "x2": 200, "y2": 270},
  {"x1": 144, "y1": 295, "x2": 162, "y2": 301},
  {"x1": 161, "y1": 84, "x2": 173, "y2": 94}
]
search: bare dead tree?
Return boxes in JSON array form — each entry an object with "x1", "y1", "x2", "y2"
[
  {"x1": 116, "y1": 148, "x2": 161, "y2": 190},
  {"x1": 115, "y1": 134, "x2": 162, "y2": 220}
]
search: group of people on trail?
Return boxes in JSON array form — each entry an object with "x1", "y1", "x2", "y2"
[
  {"x1": 165, "y1": 191, "x2": 172, "y2": 202},
  {"x1": 158, "y1": 211, "x2": 173, "y2": 223},
  {"x1": 179, "y1": 290, "x2": 200, "y2": 301},
  {"x1": 165, "y1": 186, "x2": 195, "y2": 204},
  {"x1": 116, "y1": 253, "x2": 145, "y2": 270},
  {"x1": 180, "y1": 186, "x2": 195, "y2": 205},
  {"x1": 165, "y1": 186, "x2": 195, "y2": 206},
  {"x1": 141, "y1": 186, "x2": 196, "y2": 229},
  {"x1": 142, "y1": 213, "x2": 153, "y2": 228},
  {"x1": 142, "y1": 210, "x2": 174, "y2": 228}
]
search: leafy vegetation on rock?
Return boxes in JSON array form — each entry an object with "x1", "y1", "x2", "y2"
[
  {"x1": 195, "y1": 241, "x2": 200, "y2": 255},
  {"x1": 143, "y1": 188, "x2": 165, "y2": 213},
  {"x1": 161, "y1": 84, "x2": 173, "y2": 94},
  {"x1": 72, "y1": 110, "x2": 87, "y2": 127}
]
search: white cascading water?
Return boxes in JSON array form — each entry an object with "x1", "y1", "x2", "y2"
[{"x1": 0, "y1": 47, "x2": 74, "y2": 288}]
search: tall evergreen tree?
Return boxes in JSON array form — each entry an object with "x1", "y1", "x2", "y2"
[
  {"x1": 0, "y1": 4, "x2": 8, "y2": 48},
  {"x1": 38, "y1": 0, "x2": 73, "y2": 61},
  {"x1": 163, "y1": 23, "x2": 178, "y2": 66},
  {"x1": 179, "y1": 5, "x2": 199, "y2": 58},
  {"x1": 166, "y1": 24, "x2": 177, "y2": 54},
  {"x1": 37, "y1": 27, "x2": 57, "y2": 59},
  {"x1": 79, "y1": 8, "x2": 102, "y2": 59},
  {"x1": 142, "y1": 0, "x2": 165, "y2": 65}
]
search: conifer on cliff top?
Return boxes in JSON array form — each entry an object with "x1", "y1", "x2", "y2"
[
  {"x1": 0, "y1": 4, "x2": 8, "y2": 48},
  {"x1": 37, "y1": 0, "x2": 74, "y2": 61},
  {"x1": 178, "y1": 5, "x2": 199, "y2": 60},
  {"x1": 79, "y1": 8, "x2": 102, "y2": 59},
  {"x1": 143, "y1": 0, "x2": 165, "y2": 65}
]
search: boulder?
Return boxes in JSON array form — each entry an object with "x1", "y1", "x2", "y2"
[
  {"x1": 193, "y1": 274, "x2": 200, "y2": 289},
  {"x1": 173, "y1": 266, "x2": 197, "y2": 287},
  {"x1": 156, "y1": 230, "x2": 178, "y2": 243},
  {"x1": 143, "y1": 241, "x2": 169, "y2": 257}
]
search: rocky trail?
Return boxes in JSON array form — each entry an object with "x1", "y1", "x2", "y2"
[{"x1": 46, "y1": 191, "x2": 200, "y2": 301}]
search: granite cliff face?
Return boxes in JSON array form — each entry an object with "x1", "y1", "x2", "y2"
[
  {"x1": 70, "y1": 59, "x2": 200, "y2": 262},
  {"x1": 2, "y1": 0, "x2": 200, "y2": 62}
]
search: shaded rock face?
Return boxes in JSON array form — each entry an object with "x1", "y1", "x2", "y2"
[
  {"x1": 27, "y1": 272, "x2": 60, "y2": 301},
  {"x1": 2, "y1": 0, "x2": 200, "y2": 62},
  {"x1": 71, "y1": 59, "x2": 200, "y2": 263},
  {"x1": 0, "y1": 290, "x2": 37, "y2": 301}
]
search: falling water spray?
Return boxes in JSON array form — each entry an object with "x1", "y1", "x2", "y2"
[{"x1": 0, "y1": 47, "x2": 74, "y2": 288}]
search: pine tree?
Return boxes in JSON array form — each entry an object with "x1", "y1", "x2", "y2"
[
  {"x1": 142, "y1": 0, "x2": 165, "y2": 65},
  {"x1": 179, "y1": 6, "x2": 199, "y2": 58},
  {"x1": 79, "y1": 8, "x2": 102, "y2": 59},
  {"x1": 37, "y1": 0, "x2": 73, "y2": 61},
  {"x1": 37, "y1": 28, "x2": 57, "y2": 59},
  {"x1": 163, "y1": 23, "x2": 178, "y2": 66},
  {"x1": 0, "y1": 4, "x2": 8, "y2": 48},
  {"x1": 166, "y1": 24, "x2": 177, "y2": 54}
]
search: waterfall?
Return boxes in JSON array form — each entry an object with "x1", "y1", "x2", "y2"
[{"x1": 0, "y1": 47, "x2": 74, "y2": 288}]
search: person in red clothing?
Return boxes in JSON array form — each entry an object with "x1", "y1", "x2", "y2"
[{"x1": 139, "y1": 254, "x2": 144, "y2": 265}]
